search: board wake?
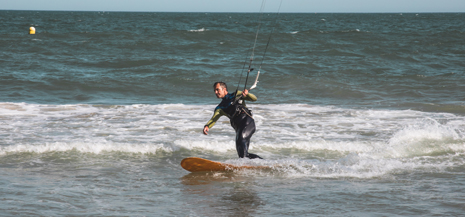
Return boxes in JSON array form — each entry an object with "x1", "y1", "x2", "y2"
[{"x1": 181, "y1": 157, "x2": 267, "y2": 172}]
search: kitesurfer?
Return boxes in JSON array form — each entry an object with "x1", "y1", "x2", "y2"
[{"x1": 203, "y1": 82, "x2": 262, "y2": 159}]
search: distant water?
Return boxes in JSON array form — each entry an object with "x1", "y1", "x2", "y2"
[{"x1": 1, "y1": 11, "x2": 465, "y2": 216}]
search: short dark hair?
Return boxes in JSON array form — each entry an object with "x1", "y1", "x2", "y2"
[{"x1": 213, "y1": 82, "x2": 227, "y2": 90}]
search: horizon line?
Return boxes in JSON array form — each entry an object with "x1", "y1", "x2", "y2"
[{"x1": 1, "y1": 9, "x2": 464, "y2": 14}]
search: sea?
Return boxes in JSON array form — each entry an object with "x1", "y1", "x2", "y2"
[{"x1": 1, "y1": 11, "x2": 465, "y2": 216}]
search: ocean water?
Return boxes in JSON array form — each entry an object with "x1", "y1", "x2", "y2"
[{"x1": 1, "y1": 11, "x2": 465, "y2": 216}]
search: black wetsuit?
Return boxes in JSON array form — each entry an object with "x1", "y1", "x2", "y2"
[{"x1": 205, "y1": 92, "x2": 262, "y2": 159}]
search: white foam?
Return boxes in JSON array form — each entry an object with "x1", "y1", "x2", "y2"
[
  {"x1": 188, "y1": 28, "x2": 207, "y2": 32},
  {"x1": 1, "y1": 102, "x2": 464, "y2": 178},
  {"x1": 0, "y1": 141, "x2": 171, "y2": 155},
  {"x1": 386, "y1": 118, "x2": 465, "y2": 158}
]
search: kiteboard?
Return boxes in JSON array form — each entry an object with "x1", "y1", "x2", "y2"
[{"x1": 181, "y1": 157, "x2": 267, "y2": 172}]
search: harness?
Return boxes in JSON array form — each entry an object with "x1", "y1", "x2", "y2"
[{"x1": 216, "y1": 93, "x2": 253, "y2": 120}]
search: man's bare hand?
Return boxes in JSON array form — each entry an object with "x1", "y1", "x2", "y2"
[
  {"x1": 203, "y1": 126, "x2": 209, "y2": 135},
  {"x1": 242, "y1": 89, "x2": 249, "y2": 97}
]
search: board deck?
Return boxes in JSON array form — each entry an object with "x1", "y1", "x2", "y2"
[{"x1": 181, "y1": 157, "x2": 267, "y2": 172}]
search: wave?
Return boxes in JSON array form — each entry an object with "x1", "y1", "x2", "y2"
[
  {"x1": 0, "y1": 142, "x2": 171, "y2": 156},
  {"x1": 1, "y1": 102, "x2": 464, "y2": 153},
  {"x1": 1, "y1": 102, "x2": 464, "y2": 179}
]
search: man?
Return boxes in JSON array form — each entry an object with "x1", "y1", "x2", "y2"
[{"x1": 203, "y1": 82, "x2": 262, "y2": 159}]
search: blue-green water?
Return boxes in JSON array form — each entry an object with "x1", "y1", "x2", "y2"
[{"x1": 1, "y1": 11, "x2": 465, "y2": 216}]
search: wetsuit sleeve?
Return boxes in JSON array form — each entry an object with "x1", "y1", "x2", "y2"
[
  {"x1": 205, "y1": 109, "x2": 227, "y2": 129},
  {"x1": 236, "y1": 91, "x2": 257, "y2": 101}
]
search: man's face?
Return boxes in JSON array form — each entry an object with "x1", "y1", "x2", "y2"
[{"x1": 214, "y1": 84, "x2": 228, "y2": 98}]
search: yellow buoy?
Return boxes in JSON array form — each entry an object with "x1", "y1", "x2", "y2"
[{"x1": 29, "y1": 27, "x2": 35, "y2": 35}]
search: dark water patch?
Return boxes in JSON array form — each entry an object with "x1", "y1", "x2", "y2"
[{"x1": 405, "y1": 103, "x2": 465, "y2": 115}]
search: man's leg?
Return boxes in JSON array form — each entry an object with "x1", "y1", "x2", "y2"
[{"x1": 235, "y1": 117, "x2": 262, "y2": 159}]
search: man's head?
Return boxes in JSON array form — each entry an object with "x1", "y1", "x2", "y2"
[{"x1": 213, "y1": 82, "x2": 228, "y2": 98}]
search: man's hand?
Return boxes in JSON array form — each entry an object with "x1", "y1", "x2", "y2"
[
  {"x1": 242, "y1": 89, "x2": 249, "y2": 97},
  {"x1": 203, "y1": 126, "x2": 209, "y2": 135}
]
